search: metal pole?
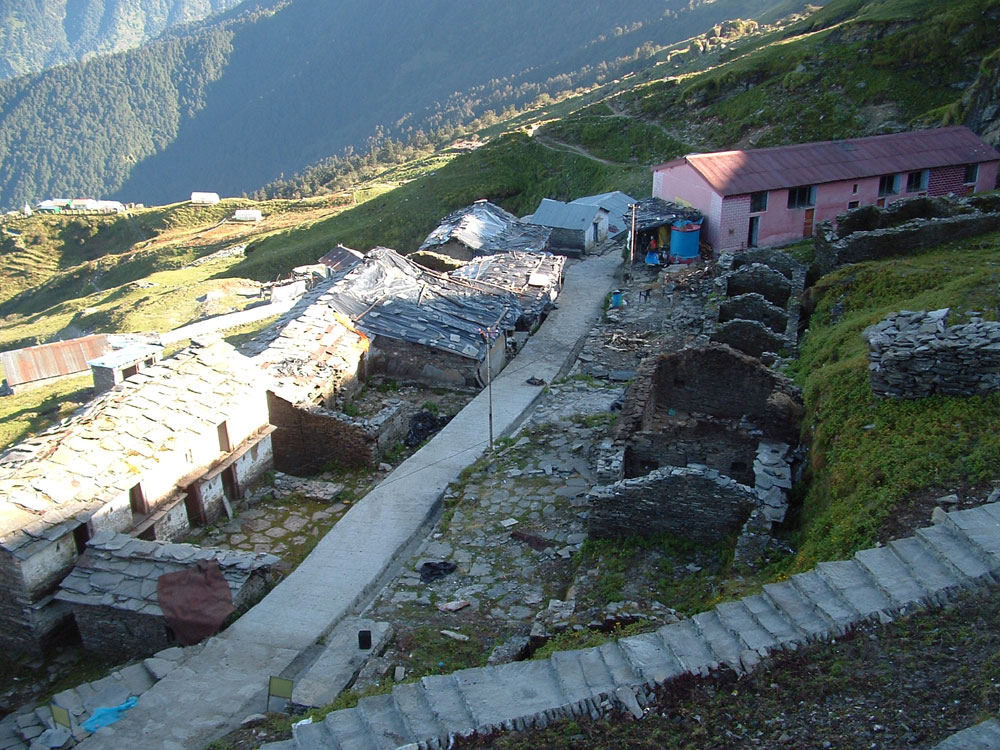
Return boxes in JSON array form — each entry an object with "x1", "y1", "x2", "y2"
[
  {"x1": 481, "y1": 328, "x2": 495, "y2": 450},
  {"x1": 627, "y1": 203, "x2": 637, "y2": 280}
]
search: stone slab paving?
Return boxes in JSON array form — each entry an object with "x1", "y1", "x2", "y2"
[
  {"x1": 75, "y1": 249, "x2": 623, "y2": 749},
  {"x1": 934, "y1": 717, "x2": 1000, "y2": 749},
  {"x1": 268, "y1": 500, "x2": 1000, "y2": 750},
  {"x1": 293, "y1": 620, "x2": 393, "y2": 708}
]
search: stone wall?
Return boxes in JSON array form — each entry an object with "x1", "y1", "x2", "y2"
[
  {"x1": 712, "y1": 319, "x2": 787, "y2": 359},
  {"x1": 624, "y1": 418, "x2": 758, "y2": 485},
  {"x1": 370, "y1": 338, "x2": 480, "y2": 388},
  {"x1": 268, "y1": 392, "x2": 407, "y2": 473},
  {"x1": 863, "y1": 309, "x2": 1000, "y2": 398},
  {"x1": 588, "y1": 466, "x2": 759, "y2": 543},
  {"x1": 74, "y1": 604, "x2": 177, "y2": 660},
  {"x1": 725, "y1": 263, "x2": 791, "y2": 307},
  {"x1": 815, "y1": 195, "x2": 1000, "y2": 274},
  {"x1": 718, "y1": 293, "x2": 788, "y2": 334}
]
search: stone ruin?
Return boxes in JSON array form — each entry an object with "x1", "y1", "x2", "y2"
[
  {"x1": 588, "y1": 344, "x2": 803, "y2": 568},
  {"x1": 815, "y1": 193, "x2": 1000, "y2": 274},
  {"x1": 863, "y1": 308, "x2": 1000, "y2": 399},
  {"x1": 709, "y1": 248, "x2": 806, "y2": 361}
]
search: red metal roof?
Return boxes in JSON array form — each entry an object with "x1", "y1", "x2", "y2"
[
  {"x1": 656, "y1": 127, "x2": 1000, "y2": 197},
  {"x1": 0, "y1": 335, "x2": 110, "y2": 387}
]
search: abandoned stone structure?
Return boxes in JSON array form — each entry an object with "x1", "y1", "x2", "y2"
[
  {"x1": 863, "y1": 308, "x2": 1000, "y2": 399},
  {"x1": 419, "y1": 200, "x2": 552, "y2": 262},
  {"x1": 711, "y1": 249, "x2": 807, "y2": 360},
  {"x1": 814, "y1": 193, "x2": 1000, "y2": 274},
  {"x1": 589, "y1": 345, "x2": 801, "y2": 562},
  {"x1": 55, "y1": 532, "x2": 277, "y2": 659},
  {"x1": 0, "y1": 339, "x2": 274, "y2": 652}
]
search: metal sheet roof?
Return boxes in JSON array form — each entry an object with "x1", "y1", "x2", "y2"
[
  {"x1": 527, "y1": 199, "x2": 607, "y2": 231},
  {"x1": 0, "y1": 335, "x2": 111, "y2": 387},
  {"x1": 570, "y1": 191, "x2": 637, "y2": 235},
  {"x1": 317, "y1": 244, "x2": 365, "y2": 273},
  {"x1": 657, "y1": 127, "x2": 1000, "y2": 197},
  {"x1": 419, "y1": 200, "x2": 551, "y2": 255}
]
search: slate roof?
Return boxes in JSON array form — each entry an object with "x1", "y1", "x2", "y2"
[
  {"x1": 243, "y1": 284, "x2": 370, "y2": 406},
  {"x1": 55, "y1": 531, "x2": 277, "y2": 616},
  {"x1": 0, "y1": 340, "x2": 271, "y2": 559},
  {"x1": 449, "y1": 252, "x2": 565, "y2": 324},
  {"x1": 419, "y1": 200, "x2": 551, "y2": 255},
  {"x1": 526, "y1": 199, "x2": 608, "y2": 232},
  {"x1": 319, "y1": 248, "x2": 522, "y2": 361},
  {"x1": 633, "y1": 197, "x2": 704, "y2": 232},
  {"x1": 656, "y1": 126, "x2": 1000, "y2": 197},
  {"x1": 570, "y1": 191, "x2": 636, "y2": 235}
]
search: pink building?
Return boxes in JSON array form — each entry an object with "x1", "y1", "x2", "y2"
[{"x1": 652, "y1": 127, "x2": 1000, "y2": 252}]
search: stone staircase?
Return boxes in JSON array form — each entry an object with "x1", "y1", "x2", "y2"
[
  {"x1": 0, "y1": 645, "x2": 187, "y2": 749},
  {"x1": 264, "y1": 501, "x2": 1000, "y2": 750}
]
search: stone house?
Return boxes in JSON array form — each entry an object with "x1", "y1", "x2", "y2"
[
  {"x1": 569, "y1": 191, "x2": 637, "y2": 239},
  {"x1": 653, "y1": 126, "x2": 1000, "y2": 252},
  {"x1": 55, "y1": 532, "x2": 277, "y2": 659},
  {"x1": 418, "y1": 200, "x2": 551, "y2": 262},
  {"x1": 244, "y1": 284, "x2": 407, "y2": 473},
  {"x1": 0, "y1": 339, "x2": 274, "y2": 652},
  {"x1": 324, "y1": 248, "x2": 521, "y2": 388},
  {"x1": 525, "y1": 198, "x2": 609, "y2": 254}
]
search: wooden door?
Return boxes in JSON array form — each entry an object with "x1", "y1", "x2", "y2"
[{"x1": 803, "y1": 208, "x2": 815, "y2": 238}]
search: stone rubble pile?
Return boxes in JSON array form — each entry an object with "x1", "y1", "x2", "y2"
[
  {"x1": 270, "y1": 472, "x2": 344, "y2": 502},
  {"x1": 863, "y1": 308, "x2": 1000, "y2": 399}
]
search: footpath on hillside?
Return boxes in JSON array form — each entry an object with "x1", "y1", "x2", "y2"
[{"x1": 77, "y1": 246, "x2": 624, "y2": 749}]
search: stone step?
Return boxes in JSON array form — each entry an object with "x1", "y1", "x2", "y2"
[
  {"x1": 816, "y1": 559, "x2": 893, "y2": 616},
  {"x1": 290, "y1": 718, "x2": 336, "y2": 750},
  {"x1": 691, "y1": 610, "x2": 745, "y2": 673},
  {"x1": 420, "y1": 674, "x2": 476, "y2": 737},
  {"x1": 293, "y1": 619, "x2": 392, "y2": 708},
  {"x1": 916, "y1": 523, "x2": 996, "y2": 584},
  {"x1": 933, "y1": 717, "x2": 1000, "y2": 749},
  {"x1": 113, "y1": 662, "x2": 156, "y2": 697},
  {"x1": 789, "y1": 569, "x2": 858, "y2": 631},
  {"x1": 941, "y1": 506, "x2": 1000, "y2": 567},
  {"x1": 323, "y1": 707, "x2": 378, "y2": 750},
  {"x1": 761, "y1": 580, "x2": 830, "y2": 640},
  {"x1": 740, "y1": 593, "x2": 803, "y2": 646},
  {"x1": 714, "y1": 599, "x2": 781, "y2": 656},
  {"x1": 850, "y1": 548, "x2": 925, "y2": 609},
  {"x1": 391, "y1": 681, "x2": 444, "y2": 744},
  {"x1": 617, "y1": 632, "x2": 685, "y2": 686},
  {"x1": 889, "y1": 536, "x2": 965, "y2": 599},
  {"x1": 574, "y1": 646, "x2": 618, "y2": 694},
  {"x1": 79, "y1": 675, "x2": 130, "y2": 714},
  {"x1": 597, "y1": 642, "x2": 639, "y2": 687},
  {"x1": 549, "y1": 650, "x2": 595, "y2": 701},
  {"x1": 355, "y1": 693, "x2": 413, "y2": 750},
  {"x1": 456, "y1": 660, "x2": 567, "y2": 731},
  {"x1": 656, "y1": 618, "x2": 716, "y2": 677}
]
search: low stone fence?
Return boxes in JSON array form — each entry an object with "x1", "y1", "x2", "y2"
[
  {"x1": 815, "y1": 194, "x2": 1000, "y2": 275},
  {"x1": 863, "y1": 309, "x2": 1000, "y2": 399}
]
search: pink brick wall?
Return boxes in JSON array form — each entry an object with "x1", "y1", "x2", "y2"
[
  {"x1": 928, "y1": 165, "x2": 969, "y2": 196},
  {"x1": 718, "y1": 195, "x2": 750, "y2": 251}
]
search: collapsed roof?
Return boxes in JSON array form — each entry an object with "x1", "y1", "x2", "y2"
[
  {"x1": 449, "y1": 251, "x2": 565, "y2": 326},
  {"x1": 633, "y1": 197, "x2": 704, "y2": 232},
  {"x1": 419, "y1": 200, "x2": 551, "y2": 255}
]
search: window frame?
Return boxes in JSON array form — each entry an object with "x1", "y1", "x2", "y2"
[
  {"x1": 964, "y1": 163, "x2": 980, "y2": 185},
  {"x1": 906, "y1": 170, "x2": 929, "y2": 193},
  {"x1": 877, "y1": 174, "x2": 901, "y2": 197},
  {"x1": 750, "y1": 191, "x2": 768, "y2": 213},
  {"x1": 786, "y1": 185, "x2": 816, "y2": 210}
]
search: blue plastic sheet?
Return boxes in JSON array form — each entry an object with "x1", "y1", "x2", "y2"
[{"x1": 82, "y1": 696, "x2": 137, "y2": 732}]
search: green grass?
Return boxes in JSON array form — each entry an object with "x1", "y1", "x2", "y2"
[
  {"x1": 791, "y1": 232, "x2": 1000, "y2": 568},
  {"x1": 0, "y1": 375, "x2": 93, "y2": 451}
]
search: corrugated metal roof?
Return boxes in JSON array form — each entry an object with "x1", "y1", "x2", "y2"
[
  {"x1": 570, "y1": 191, "x2": 637, "y2": 234},
  {"x1": 0, "y1": 335, "x2": 111, "y2": 387},
  {"x1": 527, "y1": 199, "x2": 607, "y2": 231},
  {"x1": 659, "y1": 127, "x2": 1000, "y2": 197},
  {"x1": 419, "y1": 200, "x2": 551, "y2": 254},
  {"x1": 318, "y1": 244, "x2": 365, "y2": 273}
]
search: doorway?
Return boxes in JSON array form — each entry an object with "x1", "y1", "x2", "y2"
[
  {"x1": 747, "y1": 216, "x2": 760, "y2": 248},
  {"x1": 803, "y1": 208, "x2": 815, "y2": 238}
]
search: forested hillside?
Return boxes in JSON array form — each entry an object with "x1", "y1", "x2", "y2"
[
  {"x1": 0, "y1": 0, "x2": 816, "y2": 211},
  {"x1": 0, "y1": 0, "x2": 245, "y2": 79}
]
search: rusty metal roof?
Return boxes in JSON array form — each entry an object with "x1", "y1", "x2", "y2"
[
  {"x1": 0, "y1": 335, "x2": 111, "y2": 387},
  {"x1": 317, "y1": 244, "x2": 364, "y2": 274},
  {"x1": 656, "y1": 127, "x2": 1000, "y2": 197}
]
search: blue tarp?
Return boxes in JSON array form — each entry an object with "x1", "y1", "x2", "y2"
[{"x1": 82, "y1": 697, "x2": 137, "y2": 732}]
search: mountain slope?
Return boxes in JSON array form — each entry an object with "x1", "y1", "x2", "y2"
[
  {"x1": 0, "y1": 0, "x2": 817, "y2": 210},
  {"x1": 0, "y1": 0, "x2": 245, "y2": 79}
]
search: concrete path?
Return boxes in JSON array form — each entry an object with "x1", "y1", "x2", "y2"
[
  {"x1": 159, "y1": 299, "x2": 297, "y2": 344},
  {"x1": 270, "y1": 501, "x2": 1000, "y2": 750},
  {"x1": 78, "y1": 249, "x2": 623, "y2": 749}
]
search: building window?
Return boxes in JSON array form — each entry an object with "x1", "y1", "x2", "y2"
[
  {"x1": 847, "y1": 200, "x2": 860, "y2": 210},
  {"x1": 129, "y1": 483, "x2": 148, "y2": 516},
  {"x1": 217, "y1": 421, "x2": 231, "y2": 452},
  {"x1": 750, "y1": 191, "x2": 768, "y2": 213},
  {"x1": 964, "y1": 164, "x2": 980, "y2": 184},
  {"x1": 877, "y1": 174, "x2": 901, "y2": 197},
  {"x1": 787, "y1": 185, "x2": 816, "y2": 209},
  {"x1": 906, "y1": 170, "x2": 929, "y2": 192},
  {"x1": 852, "y1": 183, "x2": 858, "y2": 194}
]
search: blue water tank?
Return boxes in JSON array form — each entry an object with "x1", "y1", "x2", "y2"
[{"x1": 669, "y1": 220, "x2": 701, "y2": 263}]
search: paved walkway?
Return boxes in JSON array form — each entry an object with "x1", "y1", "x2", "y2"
[
  {"x1": 159, "y1": 299, "x2": 297, "y2": 344},
  {"x1": 271, "y1": 501, "x2": 1000, "y2": 750},
  {"x1": 78, "y1": 249, "x2": 623, "y2": 749}
]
